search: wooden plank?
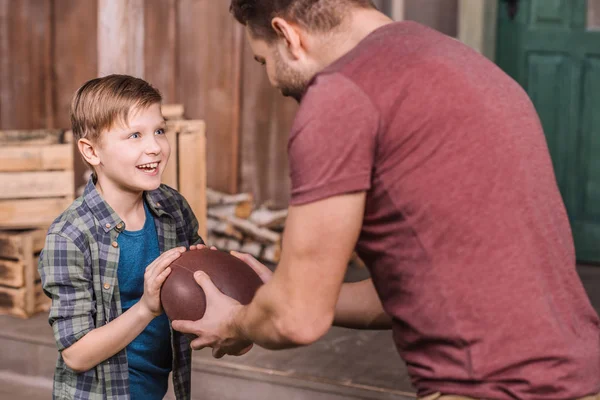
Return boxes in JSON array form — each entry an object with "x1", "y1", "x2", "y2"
[
  {"x1": 177, "y1": 0, "x2": 244, "y2": 194},
  {"x1": 35, "y1": 281, "x2": 50, "y2": 313},
  {"x1": 178, "y1": 128, "x2": 207, "y2": 239},
  {"x1": 161, "y1": 104, "x2": 184, "y2": 120},
  {"x1": 0, "y1": 197, "x2": 72, "y2": 228},
  {"x1": 0, "y1": 230, "x2": 46, "y2": 261},
  {"x1": 20, "y1": 232, "x2": 35, "y2": 316},
  {"x1": 166, "y1": 119, "x2": 205, "y2": 133},
  {"x1": 0, "y1": 0, "x2": 53, "y2": 129},
  {"x1": 239, "y1": 39, "x2": 297, "y2": 207},
  {"x1": 145, "y1": 0, "x2": 177, "y2": 102},
  {"x1": 98, "y1": 0, "x2": 145, "y2": 77},
  {"x1": 0, "y1": 286, "x2": 28, "y2": 318},
  {"x1": 0, "y1": 129, "x2": 65, "y2": 146},
  {"x1": 162, "y1": 128, "x2": 179, "y2": 190},
  {"x1": 52, "y1": 0, "x2": 98, "y2": 196},
  {"x1": 0, "y1": 143, "x2": 73, "y2": 172},
  {"x1": 52, "y1": 0, "x2": 98, "y2": 129},
  {"x1": 0, "y1": 259, "x2": 24, "y2": 288},
  {"x1": 0, "y1": 283, "x2": 46, "y2": 318},
  {"x1": 0, "y1": 171, "x2": 74, "y2": 199}
]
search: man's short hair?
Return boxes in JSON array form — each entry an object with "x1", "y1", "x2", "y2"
[
  {"x1": 230, "y1": 0, "x2": 376, "y2": 42},
  {"x1": 70, "y1": 74, "x2": 162, "y2": 144}
]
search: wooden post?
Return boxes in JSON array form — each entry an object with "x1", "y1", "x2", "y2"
[
  {"x1": 97, "y1": 0, "x2": 145, "y2": 77},
  {"x1": 458, "y1": 0, "x2": 499, "y2": 61}
]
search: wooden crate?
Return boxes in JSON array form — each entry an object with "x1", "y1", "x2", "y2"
[
  {"x1": 0, "y1": 229, "x2": 50, "y2": 318},
  {"x1": 162, "y1": 120, "x2": 207, "y2": 239},
  {"x1": 0, "y1": 129, "x2": 74, "y2": 229}
]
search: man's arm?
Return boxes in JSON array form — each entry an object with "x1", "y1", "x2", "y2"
[
  {"x1": 174, "y1": 191, "x2": 386, "y2": 352},
  {"x1": 334, "y1": 278, "x2": 392, "y2": 330}
]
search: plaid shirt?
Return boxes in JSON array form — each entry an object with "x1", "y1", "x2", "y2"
[{"x1": 39, "y1": 178, "x2": 204, "y2": 400}]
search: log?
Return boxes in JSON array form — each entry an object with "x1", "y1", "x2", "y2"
[
  {"x1": 206, "y1": 188, "x2": 253, "y2": 207},
  {"x1": 209, "y1": 202, "x2": 253, "y2": 219},
  {"x1": 249, "y1": 207, "x2": 288, "y2": 228},
  {"x1": 208, "y1": 211, "x2": 281, "y2": 244},
  {"x1": 206, "y1": 217, "x2": 244, "y2": 241},
  {"x1": 206, "y1": 235, "x2": 227, "y2": 249},
  {"x1": 240, "y1": 241, "x2": 262, "y2": 258},
  {"x1": 262, "y1": 243, "x2": 281, "y2": 264}
]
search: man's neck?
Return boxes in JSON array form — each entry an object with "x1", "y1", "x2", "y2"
[{"x1": 317, "y1": 8, "x2": 394, "y2": 69}]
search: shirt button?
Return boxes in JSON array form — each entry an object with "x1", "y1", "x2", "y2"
[
  {"x1": 103, "y1": 282, "x2": 110, "y2": 290},
  {"x1": 156, "y1": 202, "x2": 161, "y2": 207},
  {"x1": 111, "y1": 241, "x2": 118, "y2": 248},
  {"x1": 116, "y1": 223, "x2": 123, "y2": 229},
  {"x1": 105, "y1": 223, "x2": 111, "y2": 229}
]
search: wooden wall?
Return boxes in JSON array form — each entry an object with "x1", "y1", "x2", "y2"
[{"x1": 0, "y1": 0, "x2": 458, "y2": 208}]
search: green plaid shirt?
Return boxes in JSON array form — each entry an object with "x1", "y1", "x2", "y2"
[{"x1": 39, "y1": 178, "x2": 203, "y2": 400}]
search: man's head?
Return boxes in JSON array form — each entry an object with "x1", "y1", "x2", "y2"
[
  {"x1": 71, "y1": 75, "x2": 170, "y2": 194},
  {"x1": 230, "y1": 0, "x2": 376, "y2": 101}
]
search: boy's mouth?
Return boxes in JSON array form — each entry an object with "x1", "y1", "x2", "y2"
[{"x1": 136, "y1": 162, "x2": 160, "y2": 174}]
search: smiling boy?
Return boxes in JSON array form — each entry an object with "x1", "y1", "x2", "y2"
[{"x1": 38, "y1": 75, "x2": 203, "y2": 400}]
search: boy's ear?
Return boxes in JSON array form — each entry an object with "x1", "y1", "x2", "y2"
[{"x1": 78, "y1": 138, "x2": 101, "y2": 167}]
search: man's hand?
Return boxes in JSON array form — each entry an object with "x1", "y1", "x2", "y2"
[
  {"x1": 171, "y1": 270, "x2": 254, "y2": 358},
  {"x1": 230, "y1": 251, "x2": 273, "y2": 284}
]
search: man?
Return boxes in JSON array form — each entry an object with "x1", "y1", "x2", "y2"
[{"x1": 172, "y1": 1, "x2": 600, "y2": 398}]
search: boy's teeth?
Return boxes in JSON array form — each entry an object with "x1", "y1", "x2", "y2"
[{"x1": 138, "y1": 162, "x2": 158, "y2": 169}]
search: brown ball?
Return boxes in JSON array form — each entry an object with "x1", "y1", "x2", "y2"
[{"x1": 161, "y1": 248, "x2": 263, "y2": 321}]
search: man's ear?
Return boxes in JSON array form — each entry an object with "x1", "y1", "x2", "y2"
[
  {"x1": 78, "y1": 138, "x2": 101, "y2": 167},
  {"x1": 271, "y1": 17, "x2": 305, "y2": 60}
]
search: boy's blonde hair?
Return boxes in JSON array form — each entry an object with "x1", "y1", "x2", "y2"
[{"x1": 70, "y1": 74, "x2": 162, "y2": 144}]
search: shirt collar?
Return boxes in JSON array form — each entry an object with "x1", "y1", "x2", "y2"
[{"x1": 82, "y1": 177, "x2": 170, "y2": 233}]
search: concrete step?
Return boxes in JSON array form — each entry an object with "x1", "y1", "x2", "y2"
[
  {"x1": 0, "y1": 371, "x2": 52, "y2": 400},
  {"x1": 0, "y1": 314, "x2": 414, "y2": 400}
]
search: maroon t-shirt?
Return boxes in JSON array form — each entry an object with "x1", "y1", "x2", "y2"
[{"x1": 288, "y1": 21, "x2": 600, "y2": 398}]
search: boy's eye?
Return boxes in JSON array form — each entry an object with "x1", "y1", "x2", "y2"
[
  {"x1": 155, "y1": 128, "x2": 165, "y2": 135},
  {"x1": 129, "y1": 132, "x2": 141, "y2": 139}
]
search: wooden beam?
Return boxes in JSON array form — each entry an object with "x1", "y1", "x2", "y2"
[
  {"x1": 0, "y1": 171, "x2": 74, "y2": 199},
  {"x1": 97, "y1": 0, "x2": 145, "y2": 77},
  {"x1": 0, "y1": 197, "x2": 73, "y2": 228},
  {"x1": 0, "y1": 143, "x2": 73, "y2": 172}
]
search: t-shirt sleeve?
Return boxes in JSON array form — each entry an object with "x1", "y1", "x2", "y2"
[{"x1": 288, "y1": 73, "x2": 379, "y2": 205}]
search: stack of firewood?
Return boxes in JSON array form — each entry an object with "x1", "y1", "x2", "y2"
[{"x1": 205, "y1": 188, "x2": 286, "y2": 265}]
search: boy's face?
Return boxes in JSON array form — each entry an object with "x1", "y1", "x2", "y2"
[{"x1": 89, "y1": 103, "x2": 170, "y2": 195}]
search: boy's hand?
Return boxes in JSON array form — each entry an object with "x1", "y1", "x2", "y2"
[
  {"x1": 140, "y1": 247, "x2": 186, "y2": 317},
  {"x1": 189, "y1": 244, "x2": 218, "y2": 251}
]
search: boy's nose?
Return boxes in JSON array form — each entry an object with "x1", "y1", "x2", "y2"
[{"x1": 145, "y1": 136, "x2": 162, "y2": 154}]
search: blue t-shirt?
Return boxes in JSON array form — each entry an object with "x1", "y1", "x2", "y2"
[{"x1": 117, "y1": 202, "x2": 172, "y2": 400}]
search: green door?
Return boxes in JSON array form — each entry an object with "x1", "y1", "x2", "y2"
[{"x1": 496, "y1": 0, "x2": 600, "y2": 263}]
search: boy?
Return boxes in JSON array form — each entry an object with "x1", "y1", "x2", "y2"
[{"x1": 39, "y1": 74, "x2": 203, "y2": 400}]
